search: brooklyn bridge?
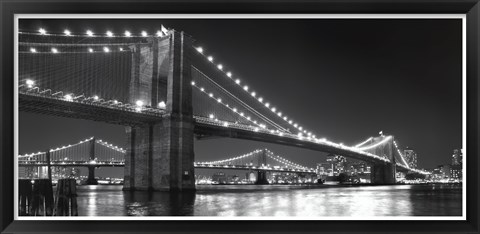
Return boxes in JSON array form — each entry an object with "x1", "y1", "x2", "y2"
[{"x1": 18, "y1": 26, "x2": 429, "y2": 191}]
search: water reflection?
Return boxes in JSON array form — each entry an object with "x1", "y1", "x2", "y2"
[
  {"x1": 123, "y1": 191, "x2": 196, "y2": 216},
  {"x1": 75, "y1": 184, "x2": 462, "y2": 217}
]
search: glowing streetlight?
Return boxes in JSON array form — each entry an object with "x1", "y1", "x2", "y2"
[
  {"x1": 64, "y1": 94, "x2": 73, "y2": 101},
  {"x1": 158, "y1": 101, "x2": 166, "y2": 109},
  {"x1": 106, "y1": 31, "x2": 113, "y2": 37},
  {"x1": 196, "y1": 47, "x2": 203, "y2": 53},
  {"x1": 64, "y1": 29, "x2": 71, "y2": 36},
  {"x1": 141, "y1": 31, "x2": 148, "y2": 37},
  {"x1": 217, "y1": 64, "x2": 223, "y2": 70},
  {"x1": 135, "y1": 100, "x2": 144, "y2": 107},
  {"x1": 86, "y1": 30, "x2": 94, "y2": 36},
  {"x1": 207, "y1": 56, "x2": 213, "y2": 62},
  {"x1": 30, "y1": 48, "x2": 37, "y2": 53},
  {"x1": 88, "y1": 48, "x2": 94, "y2": 53},
  {"x1": 103, "y1": 47, "x2": 110, "y2": 53},
  {"x1": 38, "y1": 28, "x2": 47, "y2": 35},
  {"x1": 51, "y1": 48, "x2": 58, "y2": 53}
]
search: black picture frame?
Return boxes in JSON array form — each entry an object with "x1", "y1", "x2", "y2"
[{"x1": 1, "y1": 0, "x2": 479, "y2": 233}]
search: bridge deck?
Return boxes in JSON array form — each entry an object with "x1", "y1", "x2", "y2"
[
  {"x1": 19, "y1": 93, "x2": 165, "y2": 126},
  {"x1": 194, "y1": 118, "x2": 384, "y2": 165},
  {"x1": 18, "y1": 162, "x2": 316, "y2": 174}
]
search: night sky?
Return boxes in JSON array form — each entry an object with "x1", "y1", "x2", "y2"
[{"x1": 19, "y1": 18, "x2": 463, "y2": 177}]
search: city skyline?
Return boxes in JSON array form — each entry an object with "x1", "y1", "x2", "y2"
[{"x1": 19, "y1": 19, "x2": 463, "y2": 177}]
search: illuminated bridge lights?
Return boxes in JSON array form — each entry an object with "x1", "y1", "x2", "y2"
[
  {"x1": 194, "y1": 45, "x2": 322, "y2": 138},
  {"x1": 38, "y1": 28, "x2": 47, "y2": 35},
  {"x1": 20, "y1": 82, "x2": 165, "y2": 116},
  {"x1": 25, "y1": 27, "x2": 170, "y2": 38},
  {"x1": 193, "y1": 119, "x2": 395, "y2": 166},
  {"x1": 191, "y1": 82, "x2": 269, "y2": 131}
]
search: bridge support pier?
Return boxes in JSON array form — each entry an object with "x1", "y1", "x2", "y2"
[
  {"x1": 370, "y1": 162, "x2": 396, "y2": 184},
  {"x1": 123, "y1": 30, "x2": 195, "y2": 192},
  {"x1": 86, "y1": 166, "x2": 98, "y2": 185},
  {"x1": 255, "y1": 171, "x2": 269, "y2": 185}
]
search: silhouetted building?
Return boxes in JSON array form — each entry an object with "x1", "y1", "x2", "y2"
[
  {"x1": 316, "y1": 163, "x2": 330, "y2": 176},
  {"x1": 323, "y1": 155, "x2": 367, "y2": 177},
  {"x1": 23, "y1": 166, "x2": 49, "y2": 179},
  {"x1": 18, "y1": 167, "x2": 27, "y2": 179},
  {"x1": 212, "y1": 172, "x2": 227, "y2": 184},
  {"x1": 229, "y1": 175, "x2": 240, "y2": 183},
  {"x1": 452, "y1": 149, "x2": 462, "y2": 165},
  {"x1": 326, "y1": 154, "x2": 336, "y2": 176},
  {"x1": 345, "y1": 160, "x2": 369, "y2": 175},
  {"x1": 450, "y1": 164, "x2": 462, "y2": 180},
  {"x1": 52, "y1": 167, "x2": 80, "y2": 179}
]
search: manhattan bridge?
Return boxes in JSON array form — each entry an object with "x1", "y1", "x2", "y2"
[{"x1": 17, "y1": 25, "x2": 428, "y2": 191}]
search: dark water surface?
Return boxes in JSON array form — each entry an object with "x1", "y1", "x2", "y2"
[{"x1": 76, "y1": 184, "x2": 462, "y2": 217}]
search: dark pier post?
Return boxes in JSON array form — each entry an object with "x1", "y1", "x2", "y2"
[
  {"x1": 45, "y1": 149, "x2": 52, "y2": 180},
  {"x1": 86, "y1": 137, "x2": 98, "y2": 185},
  {"x1": 255, "y1": 149, "x2": 269, "y2": 185},
  {"x1": 27, "y1": 179, "x2": 54, "y2": 216},
  {"x1": 54, "y1": 178, "x2": 78, "y2": 216},
  {"x1": 124, "y1": 30, "x2": 195, "y2": 191}
]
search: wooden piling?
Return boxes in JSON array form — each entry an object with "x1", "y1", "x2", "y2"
[
  {"x1": 54, "y1": 179, "x2": 78, "y2": 216},
  {"x1": 18, "y1": 179, "x2": 33, "y2": 216},
  {"x1": 18, "y1": 179, "x2": 54, "y2": 216}
]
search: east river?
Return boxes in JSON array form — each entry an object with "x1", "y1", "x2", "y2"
[{"x1": 75, "y1": 183, "x2": 462, "y2": 217}]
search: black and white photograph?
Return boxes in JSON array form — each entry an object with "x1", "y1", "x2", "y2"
[{"x1": 15, "y1": 15, "x2": 465, "y2": 219}]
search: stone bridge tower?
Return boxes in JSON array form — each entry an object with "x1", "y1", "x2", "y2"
[{"x1": 123, "y1": 30, "x2": 195, "y2": 191}]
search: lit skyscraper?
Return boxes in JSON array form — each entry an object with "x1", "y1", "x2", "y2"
[{"x1": 452, "y1": 149, "x2": 462, "y2": 165}]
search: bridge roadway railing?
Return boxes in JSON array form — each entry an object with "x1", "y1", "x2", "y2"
[
  {"x1": 19, "y1": 87, "x2": 165, "y2": 117},
  {"x1": 18, "y1": 160, "x2": 124, "y2": 167}
]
